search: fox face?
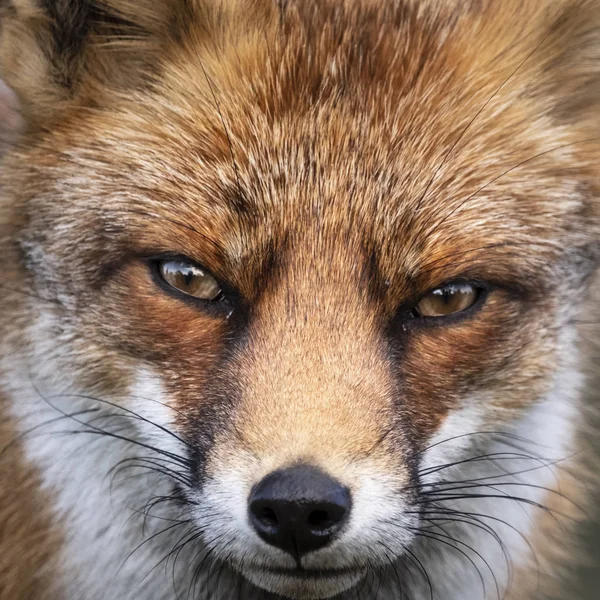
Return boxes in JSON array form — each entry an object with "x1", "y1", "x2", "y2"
[{"x1": 0, "y1": 1, "x2": 598, "y2": 599}]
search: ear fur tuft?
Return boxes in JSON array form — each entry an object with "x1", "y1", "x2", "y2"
[{"x1": 0, "y1": 0, "x2": 165, "y2": 122}]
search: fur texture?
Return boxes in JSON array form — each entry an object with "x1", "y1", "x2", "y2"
[{"x1": 0, "y1": 1, "x2": 599, "y2": 599}]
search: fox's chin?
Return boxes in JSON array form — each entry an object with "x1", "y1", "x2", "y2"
[{"x1": 240, "y1": 565, "x2": 366, "y2": 599}]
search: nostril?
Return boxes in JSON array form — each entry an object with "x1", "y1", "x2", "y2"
[
  {"x1": 250, "y1": 502, "x2": 279, "y2": 535},
  {"x1": 257, "y1": 506, "x2": 278, "y2": 530},
  {"x1": 308, "y1": 509, "x2": 331, "y2": 528},
  {"x1": 307, "y1": 508, "x2": 339, "y2": 533}
]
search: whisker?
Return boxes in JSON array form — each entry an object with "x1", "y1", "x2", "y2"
[
  {"x1": 32, "y1": 386, "x2": 192, "y2": 467},
  {"x1": 413, "y1": 4, "x2": 572, "y2": 214},
  {"x1": 417, "y1": 450, "x2": 557, "y2": 479},
  {"x1": 0, "y1": 407, "x2": 101, "y2": 458},
  {"x1": 109, "y1": 456, "x2": 193, "y2": 489},
  {"x1": 411, "y1": 527, "x2": 493, "y2": 599},
  {"x1": 141, "y1": 526, "x2": 202, "y2": 588},
  {"x1": 118, "y1": 519, "x2": 191, "y2": 575},
  {"x1": 43, "y1": 390, "x2": 194, "y2": 452},
  {"x1": 402, "y1": 546, "x2": 434, "y2": 600},
  {"x1": 414, "y1": 430, "x2": 541, "y2": 458},
  {"x1": 425, "y1": 137, "x2": 600, "y2": 239},
  {"x1": 197, "y1": 58, "x2": 245, "y2": 205}
]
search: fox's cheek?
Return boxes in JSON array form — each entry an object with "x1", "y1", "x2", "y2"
[
  {"x1": 91, "y1": 262, "x2": 232, "y2": 366},
  {"x1": 125, "y1": 368, "x2": 190, "y2": 463}
]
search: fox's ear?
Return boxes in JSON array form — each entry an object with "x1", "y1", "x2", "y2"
[{"x1": 0, "y1": 0, "x2": 169, "y2": 123}]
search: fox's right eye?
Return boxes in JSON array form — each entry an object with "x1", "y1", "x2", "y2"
[
  {"x1": 155, "y1": 259, "x2": 224, "y2": 301},
  {"x1": 414, "y1": 282, "x2": 482, "y2": 318}
]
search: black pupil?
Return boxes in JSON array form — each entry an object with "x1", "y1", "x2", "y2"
[{"x1": 183, "y1": 269, "x2": 195, "y2": 287}]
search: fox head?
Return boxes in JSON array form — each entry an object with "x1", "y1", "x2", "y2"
[{"x1": 0, "y1": 1, "x2": 599, "y2": 599}]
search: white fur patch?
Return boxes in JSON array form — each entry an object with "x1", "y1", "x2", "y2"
[
  {"x1": 2, "y1": 307, "x2": 584, "y2": 600},
  {"x1": 3, "y1": 320, "x2": 198, "y2": 599},
  {"x1": 402, "y1": 333, "x2": 582, "y2": 600}
]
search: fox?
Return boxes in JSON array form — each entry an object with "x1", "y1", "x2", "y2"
[{"x1": 0, "y1": 0, "x2": 599, "y2": 599}]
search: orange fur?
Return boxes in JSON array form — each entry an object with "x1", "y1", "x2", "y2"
[{"x1": 0, "y1": 1, "x2": 598, "y2": 599}]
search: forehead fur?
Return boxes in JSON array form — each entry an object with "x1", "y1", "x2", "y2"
[{"x1": 2, "y1": 0, "x2": 598, "y2": 299}]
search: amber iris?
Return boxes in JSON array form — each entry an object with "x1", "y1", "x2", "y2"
[
  {"x1": 157, "y1": 259, "x2": 222, "y2": 300},
  {"x1": 415, "y1": 283, "x2": 479, "y2": 317}
]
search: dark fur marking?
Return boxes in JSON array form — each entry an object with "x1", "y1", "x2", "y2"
[
  {"x1": 38, "y1": 0, "x2": 150, "y2": 89},
  {"x1": 187, "y1": 321, "x2": 252, "y2": 487}
]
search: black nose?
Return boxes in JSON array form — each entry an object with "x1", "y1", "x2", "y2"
[{"x1": 248, "y1": 464, "x2": 351, "y2": 558}]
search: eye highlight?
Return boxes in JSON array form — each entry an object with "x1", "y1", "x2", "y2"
[
  {"x1": 414, "y1": 282, "x2": 481, "y2": 318},
  {"x1": 156, "y1": 259, "x2": 223, "y2": 301}
]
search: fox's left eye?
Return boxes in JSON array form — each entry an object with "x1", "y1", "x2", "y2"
[
  {"x1": 156, "y1": 259, "x2": 223, "y2": 301},
  {"x1": 414, "y1": 282, "x2": 481, "y2": 318}
]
